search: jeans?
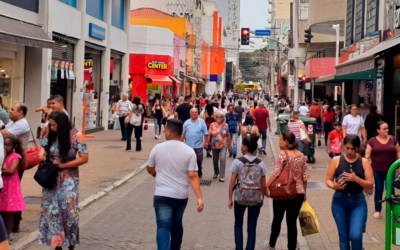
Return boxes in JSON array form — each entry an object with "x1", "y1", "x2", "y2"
[
  {"x1": 331, "y1": 191, "x2": 367, "y2": 250},
  {"x1": 329, "y1": 152, "x2": 342, "y2": 158},
  {"x1": 373, "y1": 170, "x2": 394, "y2": 212},
  {"x1": 258, "y1": 129, "x2": 267, "y2": 150},
  {"x1": 231, "y1": 133, "x2": 239, "y2": 154},
  {"x1": 193, "y1": 148, "x2": 203, "y2": 178},
  {"x1": 212, "y1": 147, "x2": 227, "y2": 178},
  {"x1": 119, "y1": 116, "x2": 127, "y2": 139},
  {"x1": 154, "y1": 196, "x2": 188, "y2": 250},
  {"x1": 126, "y1": 123, "x2": 141, "y2": 151},
  {"x1": 269, "y1": 195, "x2": 304, "y2": 250},
  {"x1": 234, "y1": 201, "x2": 262, "y2": 250},
  {"x1": 155, "y1": 117, "x2": 162, "y2": 136},
  {"x1": 295, "y1": 138, "x2": 304, "y2": 152}
]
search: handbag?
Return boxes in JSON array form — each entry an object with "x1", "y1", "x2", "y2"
[
  {"x1": 269, "y1": 150, "x2": 298, "y2": 200},
  {"x1": 300, "y1": 125, "x2": 311, "y2": 144},
  {"x1": 144, "y1": 119, "x2": 149, "y2": 130},
  {"x1": 34, "y1": 159, "x2": 58, "y2": 189},
  {"x1": 129, "y1": 113, "x2": 142, "y2": 126},
  {"x1": 25, "y1": 127, "x2": 41, "y2": 170}
]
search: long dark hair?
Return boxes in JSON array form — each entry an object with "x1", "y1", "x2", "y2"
[
  {"x1": 327, "y1": 104, "x2": 334, "y2": 113},
  {"x1": 5, "y1": 135, "x2": 26, "y2": 171},
  {"x1": 243, "y1": 115, "x2": 254, "y2": 126},
  {"x1": 133, "y1": 96, "x2": 141, "y2": 105},
  {"x1": 343, "y1": 134, "x2": 361, "y2": 150},
  {"x1": 368, "y1": 105, "x2": 380, "y2": 120},
  {"x1": 242, "y1": 133, "x2": 260, "y2": 153},
  {"x1": 205, "y1": 103, "x2": 214, "y2": 117},
  {"x1": 46, "y1": 111, "x2": 72, "y2": 163},
  {"x1": 281, "y1": 131, "x2": 298, "y2": 150}
]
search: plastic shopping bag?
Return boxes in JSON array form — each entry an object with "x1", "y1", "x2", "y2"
[{"x1": 299, "y1": 201, "x2": 320, "y2": 236}]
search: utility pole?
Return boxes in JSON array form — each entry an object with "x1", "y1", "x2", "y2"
[{"x1": 293, "y1": 0, "x2": 299, "y2": 111}]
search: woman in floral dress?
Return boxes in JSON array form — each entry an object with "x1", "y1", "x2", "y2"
[{"x1": 38, "y1": 111, "x2": 89, "y2": 250}]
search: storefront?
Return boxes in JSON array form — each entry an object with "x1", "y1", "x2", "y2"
[{"x1": 110, "y1": 50, "x2": 124, "y2": 99}]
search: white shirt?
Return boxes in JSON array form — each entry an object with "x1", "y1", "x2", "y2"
[
  {"x1": 342, "y1": 114, "x2": 364, "y2": 135},
  {"x1": 5, "y1": 118, "x2": 30, "y2": 149},
  {"x1": 148, "y1": 140, "x2": 198, "y2": 199},
  {"x1": 299, "y1": 106, "x2": 309, "y2": 116}
]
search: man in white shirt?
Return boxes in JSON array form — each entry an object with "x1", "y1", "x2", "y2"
[
  {"x1": 299, "y1": 102, "x2": 309, "y2": 116},
  {"x1": 115, "y1": 93, "x2": 132, "y2": 141},
  {"x1": 147, "y1": 119, "x2": 204, "y2": 250},
  {"x1": 6, "y1": 103, "x2": 30, "y2": 149}
]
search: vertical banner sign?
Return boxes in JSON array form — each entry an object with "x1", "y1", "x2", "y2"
[
  {"x1": 65, "y1": 62, "x2": 70, "y2": 79},
  {"x1": 60, "y1": 61, "x2": 65, "y2": 79},
  {"x1": 376, "y1": 60, "x2": 384, "y2": 114},
  {"x1": 299, "y1": 0, "x2": 309, "y2": 21},
  {"x1": 69, "y1": 63, "x2": 75, "y2": 80},
  {"x1": 51, "y1": 60, "x2": 57, "y2": 81}
]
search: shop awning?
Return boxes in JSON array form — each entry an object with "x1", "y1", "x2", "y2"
[
  {"x1": 145, "y1": 74, "x2": 173, "y2": 85},
  {"x1": 0, "y1": 15, "x2": 54, "y2": 49},
  {"x1": 197, "y1": 78, "x2": 205, "y2": 84},
  {"x1": 180, "y1": 73, "x2": 198, "y2": 83},
  {"x1": 336, "y1": 36, "x2": 400, "y2": 76},
  {"x1": 168, "y1": 76, "x2": 182, "y2": 87}
]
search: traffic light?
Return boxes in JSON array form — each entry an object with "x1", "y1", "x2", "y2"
[
  {"x1": 128, "y1": 74, "x2": 132, "y2": 84},
  {"x1": 299, "y1": 76, "x2": 307, "y2": 89},
  {"x1": 304, "y1": 29, "x2": 313, "y2": 44},
  {"x1": 241, "y1": 28, "x2": 250, "y2": 45},
  {"x1": 301, "y1": 76, "x2": 306, "y2": 82}
]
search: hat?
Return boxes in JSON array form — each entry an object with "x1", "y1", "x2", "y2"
[{"x1": 258, "y1": 100, "x2": 265, "y2": 106}]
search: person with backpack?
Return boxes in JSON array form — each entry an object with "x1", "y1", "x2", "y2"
[
  {"x1": 229, "y1": 133, "x2": 267, "y2": 250},
  {"x1": 265, "y1": 132, "x2": 309, "y2": 250},
  {"x1": 309, "y1": 100, "x2": 323, "y2": 146}
]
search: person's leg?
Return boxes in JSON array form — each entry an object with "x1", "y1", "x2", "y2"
[
  {"x1": 212, "y1": 149, "x2": 220, "y2": 176},
  {"x1": 260, "y1": 129, "x2": 267, "y2": 153},
  {"x1": 234, "y1": 201, "x2": 246, "y2": 250},
  {"x1": 119, "y1": 117, "x2": 126, "y2": 139},
  {"x1": 154, "y1": 197, "x2": 174, "y2": 250},
  {"x1": 194, "y1": 148, "x2": 203, "y2": 178},
  {"x1": 135, "y1": 126, "x2": 142, "y2": 151},
  {"x1": 324, "y1": 123, "x2": 330, "y2": 145},
  {"x1": 268, "y1": 200, "x2": 286, "y2": 248},
  {"x1": 349, "y1": 193, "x2": 368, "y2": 250},
  {"x1": 373, "y1": 170, "x2": 385, "y2": 213},
  {"x1": 331, "y1": 192, "x2": 351, "y2": 250},
  {"x1": 154, "y1": 118, "x2": 159, "y2": 136},
  {"x1": 232, "y1": 133, "x2": 238, "y2": 157},
  {"x1": 158, "y1": 118, "x2": 162, "y2": 136},
  {"x1": 170, "y1": 198, "x2": 188, "y2": 250},
  {"x1": 0, "y1": 211, "x2": 13, "y2": 239},
  {"x1": 219, "y1": 147, "x2": 227, "y2": 179},
  {"x1": 245, "y1": 203, "x2": 262, "y2": 250},
  {"x1": 285, "y1": 197, "x2": 303, "y2": 250},
  {"x1": 125, "y1": 124, "x2": 134, "y2": 151}
]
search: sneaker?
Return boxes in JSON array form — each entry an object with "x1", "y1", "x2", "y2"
[
  {"x1": 125, "y1": 149, "x2": 131, "y2": 152},
  {"x1": 318, "y1": 140, "x2": 321, "y2": 146},
  {"x1": 233, "y1": 154, "x2": 236, "y2": 159},
  {"x1": 229, "y1": 153, "x2": 232, "y2": 158},
  {"x1": 140, "y1": 137, "x2": 143, "y2": 141},
  {"x1": 262, "y1": 149, "x2": 267, "y2": 155},
  {"x1": 158, "y1": 135, "x2": 161, "y2": 139},
  {"x1": 264, "y1": 241, "x2": 275, "y2": 250},
  {"x1": 155, "y1": 136, "x2": 158, "y2": 140},
  {"x1": 259, "y1": 149, "x2": 263, "y2": 155}
]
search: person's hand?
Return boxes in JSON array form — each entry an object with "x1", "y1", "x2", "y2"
[
  {"x1": 228, "y1": 200, "x2": 233, "y2": 209},
  {"x1": 265, "y1": 188, "x2": 270, "y2": 197},
  {"x1": 38, "y1": 151, "x2": 46, "y2": 161},
  {"x1": 333, "y1": 179, "x2": 347, "y2": 190},
  {"x1": 363, "y1": 139, "x2": 367, "y2": 146},
  {"x1": 342, "y1": 169, "x2": 358, "y2": 182},
  {"x1": 269, "y1": 128, "x2": 272, "y2": 132},
  {"x1": 204, "y1": 143, "x2": 208, "y2": 149},
  {"x1": 229, "y1": 145, "x2": 233, "y2": 153},
  {"x1": 197, "y1": 198, "x2": 204, "y2": 212},
  {"x1": 327, "y1": 149, "x2": 331, "y2": 155}
]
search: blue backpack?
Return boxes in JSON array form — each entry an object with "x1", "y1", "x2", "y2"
[{"x1": 234, "y1": 157, "x2": 263, "y2": 206}]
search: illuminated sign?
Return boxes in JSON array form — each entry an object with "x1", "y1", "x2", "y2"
[{"x1": 148, "y1": 61, "x2": 167, "y2": 70}]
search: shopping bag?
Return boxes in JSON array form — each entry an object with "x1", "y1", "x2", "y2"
[{"x1": 299, "y1": 201, "x2": 320, "y2": 236}]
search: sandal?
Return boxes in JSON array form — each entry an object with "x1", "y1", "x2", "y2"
[
  {"x1": 374, "y1": 212, "x2": 381, "y2": 219},
  {"x1": 213, "y1": 174, "x2": 218, "y2": 179},
  {"x1": 219, "y1": 178, "x2": 225, "y2": 182}
]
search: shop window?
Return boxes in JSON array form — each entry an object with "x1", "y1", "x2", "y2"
[
  {"x1": 0, "y1": 58, "x2": 14, "y2": 111},
  {"x1": 354, "y1": 0, "x2": 365, "y2": 42},
  {"x1": 59, "y1": 0, "x2": 76, "y2": 8},
  {"x1": 111, "y1": 0, "x2": 124, "y2": 30},
  {"x1": 0, "y1": 0, "x2": 38, "y2": 13},
  {"x1": 86, "y1": 0, "x2": 104, "y2": 21},
  {"x1": 346, "y1": 0, "x2": 354, "y2": 46},
  {"x1": 366, "y1": 0, "x2": 378, "y2": 35}
]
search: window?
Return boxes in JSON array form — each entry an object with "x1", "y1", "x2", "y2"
[
  {"x1": 0, "y1": 0, "x2": 38, "y2": 13},
  {"x1": 111, "y1": 0, "x2": 124, "y2": 29},
  {"x1": 366, "y1": 0, "x2": 378, "y2": 35},
  {"x1": 354, "y1": 0, "x2": 365, "y2": 42},
  {"x1": 86, "y1": 0, "x2": 104, "y2": 20},
  {"x1": 59, "y1": 0, "x2": 76, "y2": 8},
  {"x1": 346, "y1": 0, "x2": 354, "y2": 46}
]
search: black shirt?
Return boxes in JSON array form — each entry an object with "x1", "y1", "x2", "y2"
[
  {"x1": 234, "y1": 106, "x2": 244, "y2": 119},
  {"x1": 335, "y1": 156, "x2": 365, "y2": 193},
  {"x1": 176, "y1": 103, "x2": 193, "y2": 123}
]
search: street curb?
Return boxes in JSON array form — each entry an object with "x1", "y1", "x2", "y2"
[
  {"x1": 267, "y1": 132, "x2": 310, "y2": 250},
  {"x1": 12, "y1": 162, "x2": 148, "y2": 250}
]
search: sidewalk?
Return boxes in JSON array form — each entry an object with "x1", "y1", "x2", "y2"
[
  {"x1": 13, "y1": 127, "x2": 162, "y2": 246},
  {"x1": 268, "y1": 109, "x2": 400, "y2": 250}
]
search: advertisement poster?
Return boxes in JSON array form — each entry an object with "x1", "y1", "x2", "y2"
[
  {"x1": 51, "y1": 60, "x2": 57, "y2": 81},
  {"x1": 69, "y1": 63, "x2": 75, "y2": 80},
  {"x1": 60, "y1": 61, "x2": 65, "y2": 79},
  {"x1": 65, "y1": 62, "x2": 70, "y2": 79}
]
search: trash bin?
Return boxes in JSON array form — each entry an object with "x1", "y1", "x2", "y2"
[{"x1": 277, "y1": 113, "x2": 317, "y2": 163}]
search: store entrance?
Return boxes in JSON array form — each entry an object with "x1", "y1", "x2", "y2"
[{"x1": 84, "y1": 49, "x2": 102, "y2": 130}]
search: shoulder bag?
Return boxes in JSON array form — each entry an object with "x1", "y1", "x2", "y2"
[
  {"x1": 269, "y1": 150, "x2": 298, "y2": 200},
  {"x1": 25, "y1": 126, "x2": 41, "y2": 170},
  {"x1": 34, "y1": 158, "x2": 58, "y2": 189}
]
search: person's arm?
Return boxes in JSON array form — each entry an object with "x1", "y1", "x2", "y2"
[
  {"x1": 228, "y1": 172, "x2": 238, "y2": 209},
  {"x1": 361, "y1": 127, "x2": 367, "y2": 145},
  {"x1": 146, "y1": 147, "x2": 157, "y2": 177},
  {"x1": 267, "y1": 116, "x2": 271, "y2": 132},
  {"x1": 253, "y1": 126, "x2": 260, "y2": 136},
  {"x1": 202, "y1": 121, "x2": 209, "y2": 149},
  {"x1": 260, "y1": 176, "x2": 267, "y2": 197},
  {"x1": 115, "y1": 102, "x2": 120, "y2": 116},
  {"x1": 325, "y1": 157, "x2": 346, "y2": 191},
  {"x1": 2, "y1": 158, "x2": 20, "y2": 175},
  {"x1": 57, "y1": 133, "x2": 89, "y2": 169},
  {"x1": 342, "y1": 125, "x2": 347, "y2": 138},
  {"x1": 327, "y1": 138, "x2": 332, "y2": 154},
  {"x1": 365, "y1": 144, "x2": 372, "y2": 159},
  {"x1": 396, "y1": 142, "x2": 400, "y2": 159},
  {"x1": 342, "y1": 158, "x2": 374, "y2": 194},
  {"x1": 35, "y1": 107, "x2": 46, "y2": 112},
  {"x1": 227, "y1": 130, "x2": 233, "y2": 152},
  {"x1": 188, "y1": 169, "x2": 204, "y2": 212}
]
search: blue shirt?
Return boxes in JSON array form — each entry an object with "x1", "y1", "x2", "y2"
[
  {"x1": 226, "y1": 112, "x2": 241, "y2": 133},
  {"x1": 183, "y1": 118, "x2": 208, "y2": 149}
]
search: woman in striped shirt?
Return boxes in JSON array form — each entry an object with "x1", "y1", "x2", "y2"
[{"x1": 288, "y1": 111, "x2": 308, "y2": 152}]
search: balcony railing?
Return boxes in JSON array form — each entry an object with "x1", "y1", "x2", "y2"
[{"x1": 308, "y1": 47, "x2": 336, "y2": 59}]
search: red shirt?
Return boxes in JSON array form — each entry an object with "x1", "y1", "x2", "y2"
[
  {"x1": 328, "y1": 130, "x2": 342, "y2": 153},
  {"x1": 200, "y1": 100, "x2": 206, "y2": 107},
  {"x1": 254, "y1": 107, "x2": 270, "y2": 130},
  {"x1": 324, "y1": 111, "x2": 336, "y2": 122}
]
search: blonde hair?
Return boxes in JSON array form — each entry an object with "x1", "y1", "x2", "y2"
[{"x1": 290, "y1": 111, "x2": 300, "y2": 121}]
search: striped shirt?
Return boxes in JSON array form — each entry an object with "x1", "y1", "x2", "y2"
[
  {"x1": 116, "y1": 100, "x2": 132, "y2": 117},
  {"x1": 288, "y1": 120, "x2": 304, "y2": 139}
]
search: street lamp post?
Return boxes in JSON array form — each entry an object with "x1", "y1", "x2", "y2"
[{"x1": 332, "y1": 24, "x2": 340, "y2": 102}]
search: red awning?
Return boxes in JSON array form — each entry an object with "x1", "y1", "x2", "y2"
[
  {"x1": 168, "y1": 76, "x2": 182, "y2": 87},
  {"x1": 145, "y1": 74, "x2": 173, "y2": 85},
  {"x1": 197, "y1": 78, "x2": 205, "y2": 84}
]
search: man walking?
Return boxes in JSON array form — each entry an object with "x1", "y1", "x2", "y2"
[
  {"x1": 226, "y1": 104, "x2": 242, "y2": 158},
  {"x1": 115, "y1": 93, "x2": 132, "y2": 141},
  {"x1": 147, "y1": 119, "x2": 204, "y2": 250},
  {"x1": 254, "y1": 101, "x2": 271, "y2": 155},
  {"x1": 234, "y1": 101, "x2": 245, "y2": 121},
  {"x1": 309, "y1": 100, "x2": 323, "y2": 146},
  {"x1": 175, "y1": 95, "x2": 193, "y2": 123},
  {"x1": 299, "y1": 102, "x2": 309, "y2": 116},
  {"x1": 181, "y1": 108, "x2": 209, "y2": 178}
]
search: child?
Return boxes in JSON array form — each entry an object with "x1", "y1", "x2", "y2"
[
  {"x1": 327, "y1": 121, "x2": 342, "y2": 158},
  {"x1": 0, "y1": 135, "x2": 26, "y2": 239}
]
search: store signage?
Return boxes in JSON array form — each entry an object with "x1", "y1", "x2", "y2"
[
  {"x1": 395, "y1": 7, "x2": 400, "y2": 29},
  {"x1": 147, "y1": 61, "x2": 167, "y2": 70},
  {"x1": 84, "y1": 61, "x2": 93, "y2": 67},
  {"x1": 89, "y1": 23, "x2": 106, "y2": 40}
]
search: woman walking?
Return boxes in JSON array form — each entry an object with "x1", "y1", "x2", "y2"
[
  {"x1": 126, "y1": 97, "x2": 145, "y2": 152},
  {"x1": 323, "y1": 104, "x2": 337, "y2": 146},
  {"x1": 287, "y1": 111, "x2": 308, "y2": 152},
  {"x1": 342, "y1": 104, "x2": 367, "y2": 146},
  {"x1": 229, "y1": 133, "x2": 266, "y2": 250},
  {"x1": 365, "y1": 121, "x2": 400, "y2": 219},
  {"x1": 245, "y1": 100, "x2": 251, "y2": 117},
  {"x1": 38, "y1": 111, "x2": 89, "y2": 249},
  {"x1": 326, "y1": 135, "x2": 373, "y2": 250},
  {"x1": 209, "y1": 111, "x2": 232, "y2": 182},
  {"x1": 364, "y1": 105, "x2": 383, "y2": 140},
  {"x1": 241, "y1": 115, "x2": 260, "y2": 137},
  {"x1": 204, "y1": 103, "x2": 216, "y2": 158},
  {"x1": 265, "y1": 132, "x2": 309, "y2": 250},
  {"x1": 152, "y1": 99, "x2": 166, "y2": 140}
]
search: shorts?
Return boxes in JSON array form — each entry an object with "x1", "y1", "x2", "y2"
[
  {"x1": 329, "y1": 152, "x2": 341, "y2": 158},
  {"x1": 315, "y1": 122, "x2": 322, "y2": 133}
]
